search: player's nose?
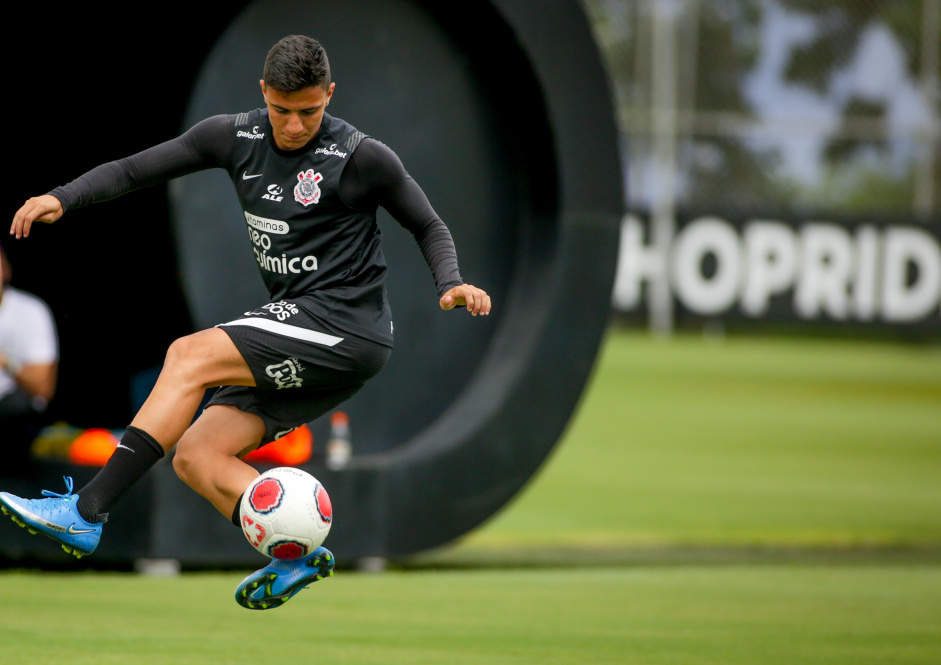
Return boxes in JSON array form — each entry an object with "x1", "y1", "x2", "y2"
[{"x1": 287, "y1": 114, "x2": 304, "y2": 133}]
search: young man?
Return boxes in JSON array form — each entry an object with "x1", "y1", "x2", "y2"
[
  {"x1": 1, "y1": 35, "x2": 490, "y2": 609},
  {"x1": 0, "y1": 247, "x2": 59, "y2": 466}
]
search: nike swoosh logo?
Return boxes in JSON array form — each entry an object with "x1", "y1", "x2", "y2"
[
  {"x1": 68, "y1": 524, "x2": 96, "y2": 535},
  {"x1": 116, "y1": 443, "x2": 134, "y2": 453},
  {"x1": 242, "y1": 172, "x2": 263, "y2": 179}
]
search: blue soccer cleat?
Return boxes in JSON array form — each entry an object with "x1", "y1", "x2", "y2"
[
  {"x1": 235, "y1": 546, "x2": 335, "y2": 610},
  {"x1": 0, "y1": 476, "x2": 104, "y2": 558}
]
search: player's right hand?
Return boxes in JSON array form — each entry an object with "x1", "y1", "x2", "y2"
[{"x1": 11, "y1": 195, "x2": 64, "y2": 239}]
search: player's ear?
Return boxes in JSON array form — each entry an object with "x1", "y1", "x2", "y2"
[
  {"x1": 325, "y1": 82, "x2": 335, "y2": 104},
  {"x1": 259, "y1": 79, "x2": 268, "y2": 102}
]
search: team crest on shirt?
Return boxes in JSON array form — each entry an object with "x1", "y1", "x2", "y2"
[{"x1": 294, "y1": 169, "x2": 324, "y2": 206}]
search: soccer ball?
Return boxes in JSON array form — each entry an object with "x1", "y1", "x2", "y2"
[{"x1": 239, "y1": 467, "x2": 333, "y2": 560}]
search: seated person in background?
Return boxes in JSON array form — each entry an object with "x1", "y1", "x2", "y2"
[{"x1": 0, "y1": 247, "x2": 58, "y2": 462}]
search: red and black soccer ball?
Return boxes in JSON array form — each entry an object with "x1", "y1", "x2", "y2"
[{"x1": 240, "y1": 467, "x2": 332, "y2": 560}]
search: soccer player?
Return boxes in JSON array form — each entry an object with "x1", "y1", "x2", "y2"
[{"x1": 1, "y1": 35, "x2": 491, "y2": 609}]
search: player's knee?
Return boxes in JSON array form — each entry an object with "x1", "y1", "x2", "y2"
[
  {"x1": 163, "y1": 334, "x2": 210, "y2": 386},
  {"x1": 161, "y1": 330, "x2": 246, "y2": 391},
  {"x1": 163, "y1": 336, "x2": 189, "y2": 374},
  {"x1": 172, "y1": 438, "x2": 199, "y2": 486},
  {"x1": 164, "y1": 334, "x2": 198, "y2": 368}
]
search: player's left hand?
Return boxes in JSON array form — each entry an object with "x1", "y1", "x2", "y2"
[{"x1": 439, "y1": 284, "x2": 491, "y2": 316}]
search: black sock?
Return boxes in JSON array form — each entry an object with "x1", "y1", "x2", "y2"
[
  {"x1": 76, "y1": 426, "x2": 165, "y2": 523},
  {"x1": 231, "y1": 493, "x2": 244, "y2": 527}
]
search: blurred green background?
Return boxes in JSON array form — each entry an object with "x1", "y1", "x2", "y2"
[{"x1": 421, "y1": 330, "x2": 941, "y2": 562}]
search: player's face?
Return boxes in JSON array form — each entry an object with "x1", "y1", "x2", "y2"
[{"x1": 261, "y1": 81, "x2": 335, "y2": 151}]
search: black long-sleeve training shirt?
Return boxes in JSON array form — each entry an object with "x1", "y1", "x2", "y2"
[{"x1": 48, "y1": 110, "x2": 463, "y2": 346}]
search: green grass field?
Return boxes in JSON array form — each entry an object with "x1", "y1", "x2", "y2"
[
  {"x1": 2, "y1": 330, "x2": 939, "y2": 664},
  {"x1": 444, "y1": 330, "x2": 941, "y2": 556},
  {"x1": 1, "y1": 566, "x2": 939, "y2": 665}
]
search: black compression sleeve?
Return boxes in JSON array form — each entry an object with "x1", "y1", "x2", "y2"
[
  {"x1": 340, "y1": 138, "x2": 464, "y2": 296},
  {"x1": 48, "y1": 115, "x2": 234, "y2": 211}
]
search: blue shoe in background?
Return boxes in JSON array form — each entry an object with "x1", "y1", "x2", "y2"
[
  {"x1": 235, "y1": 546, "x2": 335, "y2": 610},
  {"x1": 0, "y1": 476, "x2": 104, "y2": 558}
]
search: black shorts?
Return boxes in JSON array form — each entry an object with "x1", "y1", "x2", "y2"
[{"x1": 206, "y1": 299, "x2": 390, "y2": 444}]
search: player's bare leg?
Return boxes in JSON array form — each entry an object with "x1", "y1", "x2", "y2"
[
  {"x1": 174, "y1": 405, "x2": 337, "y2": 610},
  {"x1": 0, "y1": 328, "x2": 257, "y2": 557},
  {"x1": 132, "y1": 328, "x2": 256, "y2": 451},
  {"x1": 173, "y1": 404, "x2": 265, "y2": 518}
]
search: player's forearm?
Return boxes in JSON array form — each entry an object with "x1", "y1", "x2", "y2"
[
  {"x1": 12, "y1": 363, "x2": 57, "y2": 402},
  {"x1": 343, "y1": 136, "x2": 465, "y2": 295},
  {"x1": 414, "y1": 221, "x2": 464, "y2": 296},
  {"x1": 48, "y1": 139, "x2": 209, "y2": 211},
  {"x1": 48, "y1": 159, "x2": 140, "y2": 211},
  {"x1": 46, "y1": 116, "x2": 233, "y2": 213},
  {"x1": 381, "y1": 178, "x2": 464, "y2": 293},
  {"x1": 377, "y1": 172, "x2": 464, "y2": 295}
]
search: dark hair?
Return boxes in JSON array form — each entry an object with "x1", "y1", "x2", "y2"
[{"x1": 263, "y1": 35, "x2": 331, "y2": 92}]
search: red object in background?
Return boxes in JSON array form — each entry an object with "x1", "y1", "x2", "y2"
[
  {"x1": 68, "y1": 428, "x2": 119, "y2": 466},
  {"x1": 244, "y1": 424, "x2": 313, "y2": 466},
  {"x1": 65, "y1": 422, "x2": 314, "y2": 467}
]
